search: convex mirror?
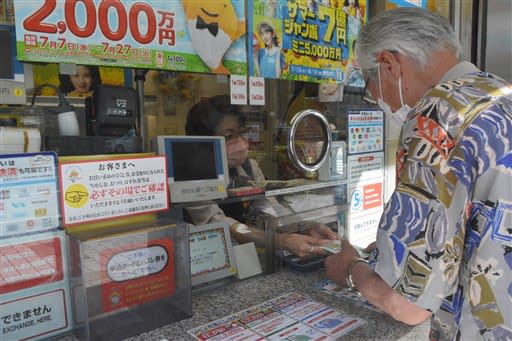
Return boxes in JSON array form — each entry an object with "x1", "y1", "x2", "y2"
[{"x1": 287, "y1": 109, "x2": 331, "y2": 173}]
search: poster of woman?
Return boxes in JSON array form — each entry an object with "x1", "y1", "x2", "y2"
[
  {"x1": 253, "y1": 20, "x2": 285, "y2": 78},
  {"x1": 29, "y1": 63, "x2": 128, "y2": 97},
  {"x1": 249, "y1": 0, "x2": 367, "y2": 84}
]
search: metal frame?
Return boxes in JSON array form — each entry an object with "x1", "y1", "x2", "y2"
[{"x1": 287, "y1": 109, "x2": 331, "y2": 173}]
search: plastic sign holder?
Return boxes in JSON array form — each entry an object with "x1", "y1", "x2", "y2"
[{"x1": 67, "y1": 220, "x2": 192, "y2": 341}]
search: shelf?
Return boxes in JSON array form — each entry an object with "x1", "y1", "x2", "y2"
[{"x1": 264, "y1": 179, "x2": 346, "y2": 197}]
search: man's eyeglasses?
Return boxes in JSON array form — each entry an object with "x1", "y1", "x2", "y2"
[
  {"x1": 361, "y1": 78, "x2": 376, "y2": 104},
  {"x1": 224, "y1": 127, "x2": 250, "y2": 143}
]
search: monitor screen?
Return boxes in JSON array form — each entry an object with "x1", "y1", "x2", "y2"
[
  {"x1": 189, "y1": 222, "x2": 237, "y2": 286},
  {"x1": 171, "y1": 141, "x2": 217, "y2": 181},
  {"x1": 152, "y1": 135, "x2": 229, "y2": 203}
]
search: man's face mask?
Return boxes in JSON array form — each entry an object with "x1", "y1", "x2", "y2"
[
  {"x1": 376, "y1": 63, "x2": 412, "y2": 139},
  {"x1": 226, "y1": 136, "x2": 249, "y2": 168}
]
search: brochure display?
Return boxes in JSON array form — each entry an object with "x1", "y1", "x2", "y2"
[
  {"x1": 68, "y1": 221, "x2": 192, "y2": 341},
  {"x1": 188, "y1": 292, "x2": 365, "y2": 340}
]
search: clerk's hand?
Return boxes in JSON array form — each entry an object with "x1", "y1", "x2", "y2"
[
  {"x1": 280, "y1": 233, "x2": 330, "y2": 258},
  {"x1": 307, "y1": 223, "x2": 339, "y2": 240},
  {"x1": 324, "y1": 238, "x2": 360, "y2": 287}
]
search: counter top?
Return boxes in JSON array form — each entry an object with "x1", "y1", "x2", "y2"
[{"x1": 122, "y1": 267, "x2": 429, "y2": 341}]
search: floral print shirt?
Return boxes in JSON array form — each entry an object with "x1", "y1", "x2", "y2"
[{"x1": 370, "y1": 66, "x2": 512, "y2": 340}]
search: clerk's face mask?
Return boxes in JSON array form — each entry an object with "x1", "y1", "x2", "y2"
[
  {"x1": 226, "y1": 136, "x2": 249, "y2": 168},
  {"x1": 376, "y1": 63, "x2": 412, "y2": 132}
]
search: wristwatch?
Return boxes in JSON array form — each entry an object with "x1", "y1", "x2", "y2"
[{"x1": 345, "y1": 258, "x2": 368, "y2": 292}]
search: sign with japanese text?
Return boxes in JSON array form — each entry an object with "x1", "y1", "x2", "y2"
[
  {"x1": 13, "y1": 0, "x2": 247, "y2": 75},
  {"x1": 0, "y1": 230, "x2": 72, "y2": 341},
  {"x1": 0, "y1": 289, "x2": 69, "y2": 341},
  {"x1": 58, "y1": 155, "x2": 169, "y2": 226},
  {"x1": 347, "y1": 110, "x2": 384, "y2": 154},
  {"x1": 0, "y1": 152, "x2": 59, "y2": 237},
  {"x1": 347, "y1": 153, "x2": 384, "y2": 183},
  {"x1": 189, "y1": 226, "x2": 235, "y2": 280},
  {"x1": 347, "y1": 152, "x2": 384, "y2": 249},
  {"x1": 100, "y1": 238, "x2": 175, "y2": 313},
  {"x1": 230, "y1": 75, "x2": 248, "y2": 105},
  {"x1": 249, "y1": 0, "x2": 367, "y2": 84},
  {"x1": 0, "y1": 237, "x2": 64, "y2": 294},
  {"x1": 249, "y1": 76, "x2": 265, "y2": 105}
]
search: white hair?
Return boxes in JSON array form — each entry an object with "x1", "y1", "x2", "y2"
[{"x1": 355, "y1": 7, "x2": 461, "y2": 79}]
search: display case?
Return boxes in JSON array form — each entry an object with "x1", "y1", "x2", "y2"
[
  {"x1": 177, "y1": 178, "x2": 348, "y2": 275},
  {"x1": 257, "y1": 179, "x2": 348, "y2": 273}
]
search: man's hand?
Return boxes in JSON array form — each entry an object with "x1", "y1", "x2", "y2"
[
  {"x1": 363, "y1": 242, "x2": 376, "y2": 253},
  {"x1": 324, "y1": 238, "x2": 360, "y2": 287}
]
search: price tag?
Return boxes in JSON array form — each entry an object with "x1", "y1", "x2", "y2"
[
  {"x1": 249, "y1": 76, "x2": 265, "y2": 106},
  {"x1": 230, "y1": 75, "x2": 247, "y2": 105}
]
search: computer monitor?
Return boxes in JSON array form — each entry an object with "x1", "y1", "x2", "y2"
[
  {"x1": 152, "y1": 135, "x2": 229, "y2": 203},
  {"x1": 188, "y1": 222, "x2": 237, "y2": 286}
]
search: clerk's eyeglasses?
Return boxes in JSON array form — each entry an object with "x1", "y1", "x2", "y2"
[{"x1": 224, "y1": 127, "x2": 250, "y2": 143}]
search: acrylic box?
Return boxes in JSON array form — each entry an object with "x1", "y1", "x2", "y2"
[{"x1": 67, "y1": 220, "x2": 192, "y2": 341}]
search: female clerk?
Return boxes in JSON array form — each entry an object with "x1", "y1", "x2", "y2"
[{"x1": 184, "y1": 95, "x2": 338, "y2": 257}]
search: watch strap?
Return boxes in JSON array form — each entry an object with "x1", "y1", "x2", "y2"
[{"x1": 345, "y1": 258, "x2": 368, "y2": 291}]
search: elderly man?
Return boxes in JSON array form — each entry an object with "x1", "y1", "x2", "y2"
[{"x1": 325, "y1": 7, "x2": 512, "y2": 340}]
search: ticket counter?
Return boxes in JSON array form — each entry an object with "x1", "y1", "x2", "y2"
[
  {"x1": 151, "y1": 268, "x2": 430, "y2": 340},
  {"x1": 54, "y1": 267, "x2": 429, "y2": 341}
]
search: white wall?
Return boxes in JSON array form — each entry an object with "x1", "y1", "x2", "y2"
[{"x1": 484, "y1": 0, "x2": 512, "y2": 82}]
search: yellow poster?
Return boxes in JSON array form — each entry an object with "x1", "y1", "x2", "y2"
[{"x1": 249, "y1": 0, "x2": 367, "y2": 85}]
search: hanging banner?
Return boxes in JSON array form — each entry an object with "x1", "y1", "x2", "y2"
[
  {"x1": 13, "y1": 0, "x2": 247, "y2": 75},
  {"x1": 249, "y1": 0, "x2": 367, "y2": 84}
]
